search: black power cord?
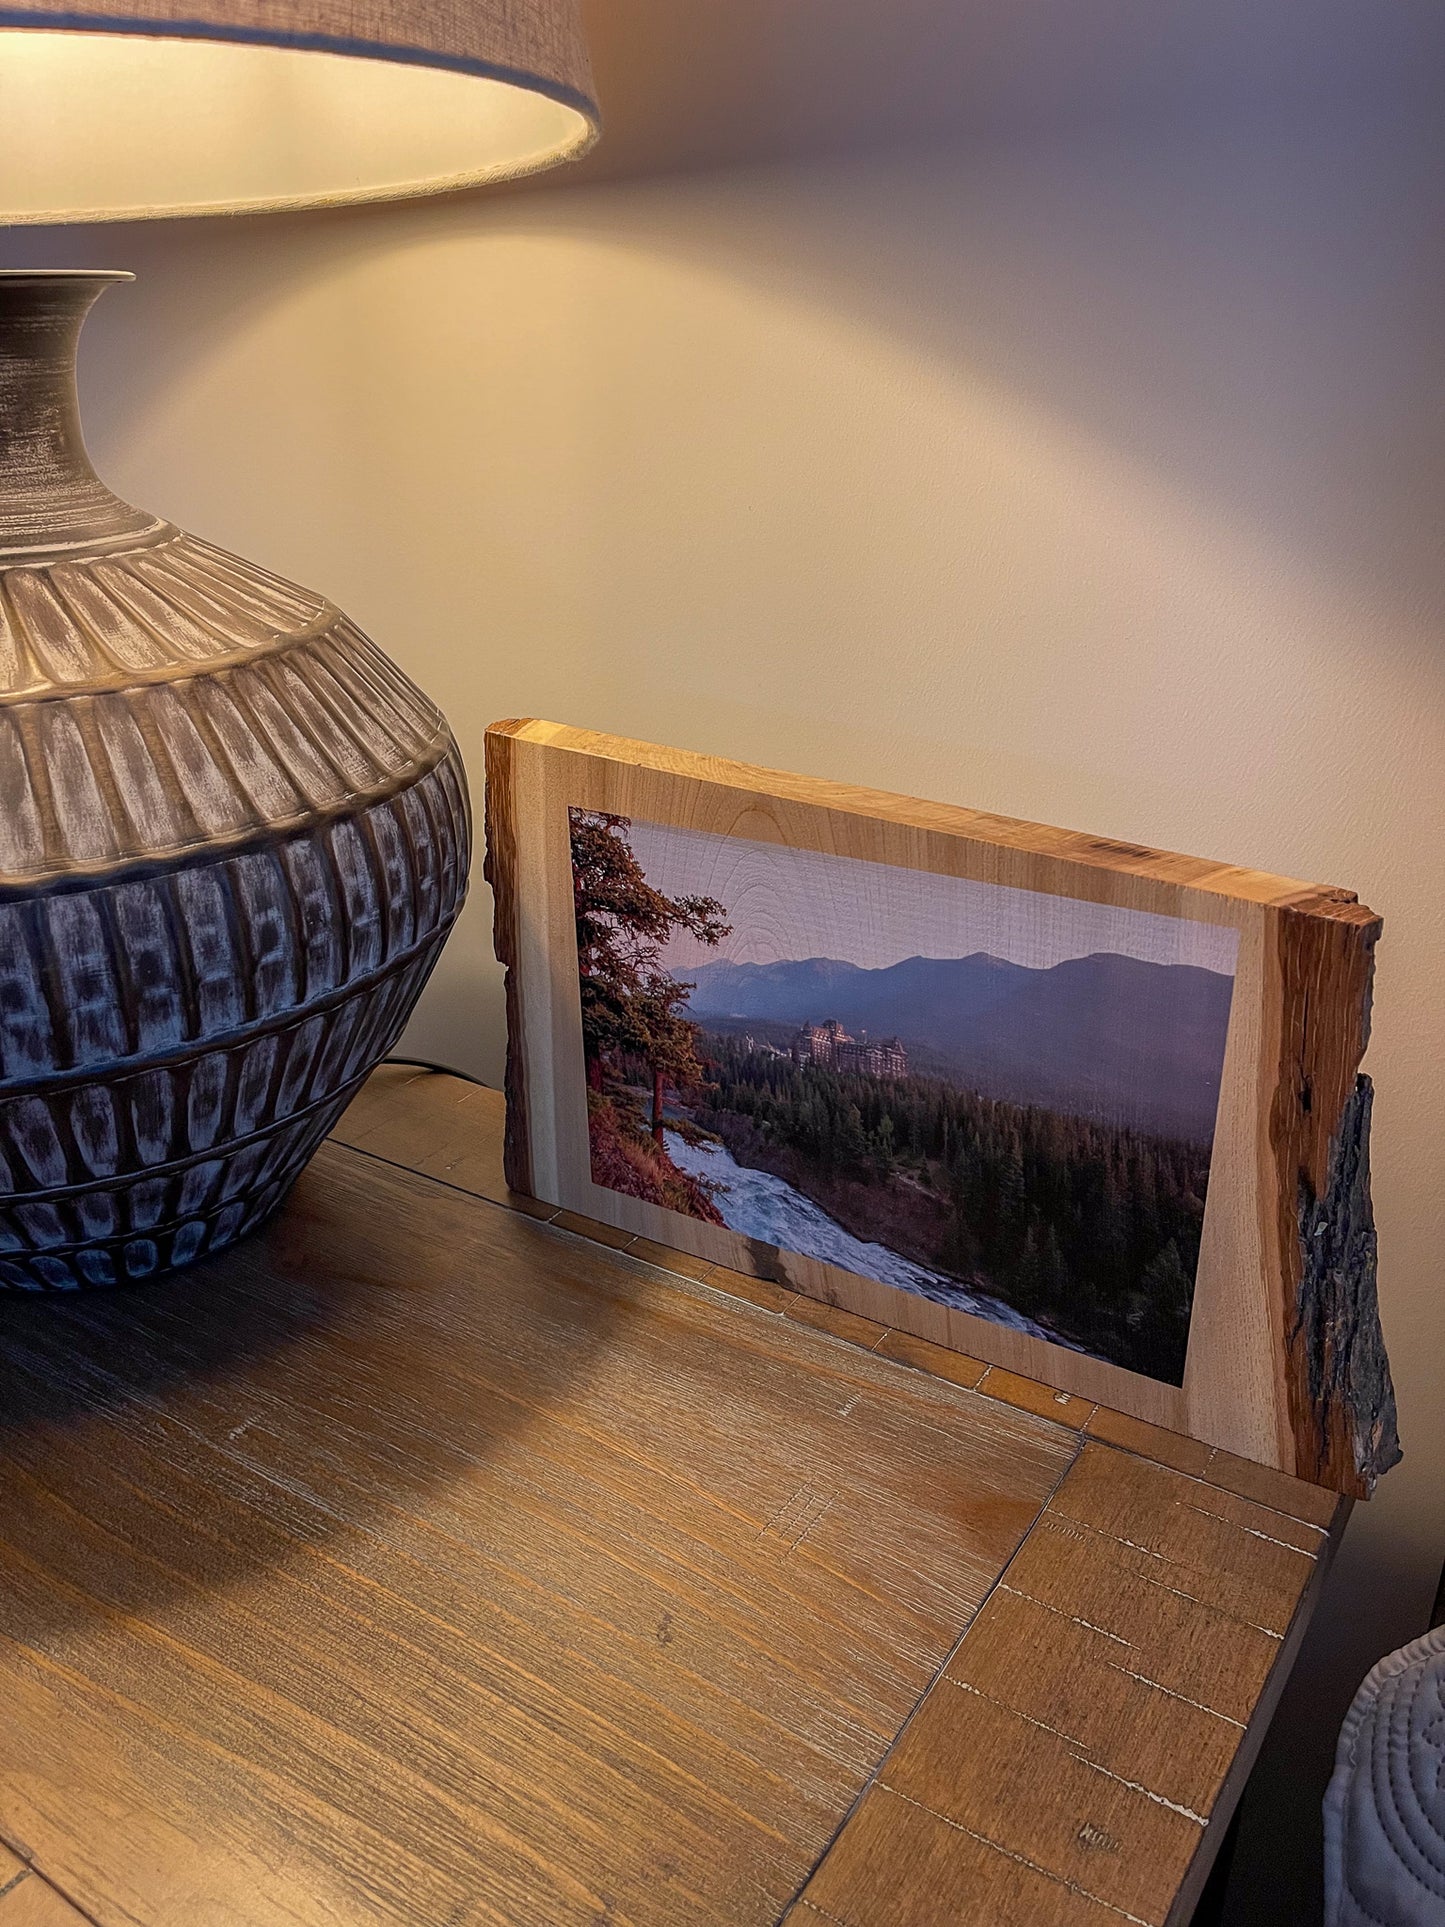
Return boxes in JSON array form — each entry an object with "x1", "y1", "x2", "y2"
[{"x1": 381, "y1": 1056, "x2": 491, "y2": 1090}]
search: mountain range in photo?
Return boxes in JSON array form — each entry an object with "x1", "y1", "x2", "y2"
[{"x1": 679, "y1": 949, "x2": 1234, "y2": 1143}]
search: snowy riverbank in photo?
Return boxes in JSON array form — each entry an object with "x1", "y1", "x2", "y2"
[{"x1": 664, "y1": 1129, "x2": 1063, "y2": 1344}]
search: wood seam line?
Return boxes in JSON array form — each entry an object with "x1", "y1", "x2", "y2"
[
  {"x1": 1086, "y1": 1434, "x2": 1334, "y2": 1531},
  {"x1": 943, "y1": 1678, "x2": 1209, "y2": 1825},
  {"x1": 0, "y1": 1870, "x2": 105, "y2": 1927},
  {"x1": 1052, "y1": 1477, "x2": 1324, "y2": 1581},
  {"x1": 987, "y1": 1585, "x2": 1248, "y2": 1728},
  {"x1": 1071, "y1": 1443, "x2": 1330, "y2": 1542},
  {"x1": 868, "y1": 1787, "x2": 1159, "y2": 1927},
  {"x1": 1191, "y1": 1477, "x2": 1332, "y2": 1537},
  {"x1": 0, "y1": 1871, "x2": 30, "y2": 1904},
  {"x1": 49, "y1": 1879, "x2": 105, "y2": 1927},
  {"x1": 1177, "y1": 1496, "x2": 1325, "y2": 1550},
  {"x1": 1033, "y1": 1509, "x2": 1291, "y2": 1642},
  {"x1": 773, "y1": 1433, "x2": 1086, "y2": 1925},
  {"x1": 0, "y1": 1829, "x2": 30, "y2": 1902}
]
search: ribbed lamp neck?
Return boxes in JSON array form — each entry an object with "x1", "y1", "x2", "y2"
[{"x1": 0, "y1": 273, "x2": 155, "y2": 559}]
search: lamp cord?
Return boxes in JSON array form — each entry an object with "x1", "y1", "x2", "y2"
[{"x1": 381, "y1": 1056, "x2": 490, "y2": 1090}]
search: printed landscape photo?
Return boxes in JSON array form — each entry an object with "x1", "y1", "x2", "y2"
[{"x1": 570, "y1": 809, "x2": 1240, "y2": 1384}]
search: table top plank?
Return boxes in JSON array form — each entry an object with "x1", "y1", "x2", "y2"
[
  {"x1": 785, "y1": 1785, "x2": 1126, "y2": 1927},
  {"x1": 874, "y1": 1666, "x2": 1206, "y2": 1923},
  {"x1": 0, "y1": 1130, "x2": 1073, "y2": 1927},
  {"x1": 943, "y1": 1585, "x2": 1240, "y2": 1818},
  {"x1": 997, "y1": 1514, "x2": 1283, "y2": 1727},
  {"x1": 0, "y1": 1878, "x2": 93, "y2": 1927},
  {"x1": 795, "y1": 1441, "x2": 1343, "y2": 1927}
]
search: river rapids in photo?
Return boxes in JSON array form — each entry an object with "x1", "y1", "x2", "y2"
[{"x1": 664, "y1": 1129, "x2": 1059, "y2": 1343}]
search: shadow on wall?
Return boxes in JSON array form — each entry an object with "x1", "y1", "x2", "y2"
[{"x1": 565, "y1": 0, "x2": 1445, "y2": 177}]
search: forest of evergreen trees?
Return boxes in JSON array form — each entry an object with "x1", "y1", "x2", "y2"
[{"x1": 695, "y1": 1034, "x2": 1207, "y2": 1382}]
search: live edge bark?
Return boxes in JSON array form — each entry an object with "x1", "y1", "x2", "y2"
[
  {"x1": 1275, "y1": 899, "x2": 1400, "y2": 1497},
  {"x1": 483, "y1": 722, "x2": 535, "y2": 1200},
  {"x1": 1297, "y1": 1075, "x2": 1400, "y2": 1491}
]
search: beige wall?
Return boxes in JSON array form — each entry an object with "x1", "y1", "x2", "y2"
[{"x1": 8, "y1": 104, "x2": 1441, "y2": 1920}]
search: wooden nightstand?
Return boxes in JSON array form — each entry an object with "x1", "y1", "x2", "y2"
[{"x1": 0, "y1": 1067, "x2": 1347, "y2": 1927}]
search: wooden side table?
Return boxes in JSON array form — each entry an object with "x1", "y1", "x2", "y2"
[{"x1": 0, "y1": 1067, "x2": 1347, "y2": 1927}]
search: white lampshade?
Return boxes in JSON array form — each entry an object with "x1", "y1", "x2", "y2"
[{"x1": 0, "y1": 2, "x2": 598, "y2": 222}]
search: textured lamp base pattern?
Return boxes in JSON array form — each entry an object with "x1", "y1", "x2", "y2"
[{"x1": 0, "y1": 274, "x2": 470, "y2": 1289}]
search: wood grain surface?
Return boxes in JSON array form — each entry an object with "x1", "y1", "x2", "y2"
[
  {"x1": 484, "y1": 719, "x2": 1397, "y2": 1495},
  {"x1": 0, "y1": 1875, "x2": 91, "y2": 1927},
  {"x1": 341, "y1": 1070, "x2": 1353, "y2": 1533},
  {"x1": 0, "y1": 1108, "x2": 1072, "y2": 1927},
  {"x1": 0, "y1": 1069, "x2": 1347, "y2": 1927}
]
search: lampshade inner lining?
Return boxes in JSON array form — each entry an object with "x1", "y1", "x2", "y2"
[{"x1": 0, "y1": 29, "x2": 592, "y2": 220}]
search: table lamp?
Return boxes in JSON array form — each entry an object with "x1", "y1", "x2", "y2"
[{"x1": 0, "y1": 4, "x2": 599, "y2": 1290}]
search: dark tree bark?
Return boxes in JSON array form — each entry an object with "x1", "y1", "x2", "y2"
[{"x1": 1294, "y1": 1074, "x2": 1401, "y2": 1491}]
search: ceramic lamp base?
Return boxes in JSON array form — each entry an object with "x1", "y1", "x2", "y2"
[{"x1": 0, "y1": 271, "x2": 469, "y2": 1288}]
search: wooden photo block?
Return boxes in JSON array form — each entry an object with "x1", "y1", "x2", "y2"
[{"x1": 485, "y1": 721, "x2": 1399, "y2": 1497}]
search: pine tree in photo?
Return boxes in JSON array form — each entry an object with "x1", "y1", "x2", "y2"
[{"x1": 569, "y1": 810, "x2": 730, "y2": 1213}]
